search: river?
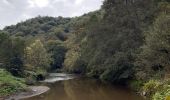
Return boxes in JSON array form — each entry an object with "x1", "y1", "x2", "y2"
[{"x1": 24, "y1": 73, "x2": 144, "y2": 100}]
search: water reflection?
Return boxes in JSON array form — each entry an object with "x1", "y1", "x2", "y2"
[{"x1": 25, "y1": 78, "x2": 144, "y2": 100}]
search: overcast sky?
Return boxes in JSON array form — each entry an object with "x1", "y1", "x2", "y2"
[{"x1": 0, "y1": 0, "x2": 103, "y2": 29}]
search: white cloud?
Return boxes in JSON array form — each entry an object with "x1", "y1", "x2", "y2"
[
  {"x1": 3, "y1": 0, "x2": 10, "y2": 5},
  {"x1": 20, "y1": 14, "x2": 32, "y2": 19},
  {"x1": 75, "y1": 0, "x2": 84, "y2": 5},
  {"x1": 28, "y1": 0, "x2": 49, "y2": 8},
  {"x1": 28, "y1": 0, "x2": 35, "y2": 8}
]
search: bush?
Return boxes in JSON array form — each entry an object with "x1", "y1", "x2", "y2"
[
  {"x1": 152, "y1": 84, "x2": 170, "y2": 100},
  {"x1": 0, "y1": 69, "x2": 27, "y2": 96},
  {"x1": 142, "y1": 80, "x2": 161, "y2": 98},
  {"x1": 129, "y1": 80, "x2": 144, "y2": 91}
]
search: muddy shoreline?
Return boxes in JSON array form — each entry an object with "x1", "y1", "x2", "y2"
[{"x1": 3, "y1": 86, "x2": 49, "y2": 100}]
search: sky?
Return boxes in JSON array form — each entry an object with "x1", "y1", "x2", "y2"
[{"x1": 0, "y1": 0, "x2": 103, "y2": 29}]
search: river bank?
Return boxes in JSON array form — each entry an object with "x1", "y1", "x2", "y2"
[
  {"x1": 5, "y1": 86, "x2": 49, "y2": 100},
  {"x1": 1, "y1": 73, "x2": 76, "y2": 100}
]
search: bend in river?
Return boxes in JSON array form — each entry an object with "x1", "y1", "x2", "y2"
[{"x1": 24, "y1": 73, "x2": 144, "y2": 100}]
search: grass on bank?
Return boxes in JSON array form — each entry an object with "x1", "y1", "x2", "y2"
[
  {"x1": 130, "y1": 79, "x2": 170, "y2": 100},
  {"x1": 0, "y1": 69, "x2": 27, "y2": 96}
]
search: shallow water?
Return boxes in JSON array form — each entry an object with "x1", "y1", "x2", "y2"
[
  {"x1": 25, "y1": 73, "x2": 144, "y2": 100},
  {"x1": 42, "y1": 73, "x2": 75, "y2": 83}
]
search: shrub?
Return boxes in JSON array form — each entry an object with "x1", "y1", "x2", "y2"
[
  {"x1": 129, "y1": 80, "x2": 144, "y2": 91},
  {"x1": 142, "y1": 80, "x2": 161, "y2": 98},
  {"x1": 152, "y1": 84, "x2": 170, "y2": 100},
  {"x1": 0, "y1": 69, "x2": 26, "y2": 96}
]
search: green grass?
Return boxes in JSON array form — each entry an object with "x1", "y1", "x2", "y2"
[
  {"x1": 140, "y1": 80, "x2": 170, "y2": 100},
  {"x1": 152, "y1": 81, "x2": 170, "y2": 100},
  {"x1": 0, "y1": 69, "x2": 27, "y2": 96}
]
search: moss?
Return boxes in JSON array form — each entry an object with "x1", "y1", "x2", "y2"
[{"x1": 0, "y1": 69, "x2": 27, "y2": 96}]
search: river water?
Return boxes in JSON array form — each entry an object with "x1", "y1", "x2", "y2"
[{"x1": 25, "y1": 73, "x2": 144, "y2": 100}]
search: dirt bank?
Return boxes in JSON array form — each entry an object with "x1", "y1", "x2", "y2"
[{"x1": 5, "y1": 86, "x2": 50, "y2": 100}]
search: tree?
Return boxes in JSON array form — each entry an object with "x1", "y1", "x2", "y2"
[
  {"x1": 0, "y1": 32, "x2": 25, "y2": 76},
  {"x1": 7, "y1": 37, "x2": 25, "y2": 76},
  {"x1": 24, "y1": 39, "x2": 51, "y2": 73},
  {"x1": 0, "y1": 32, "x2": 11, "y2": 68},
  {"x1": 63, "y1": 0, "x2": 159, "y2": 83},
  {"x1": 136, "y1": 2, "x2": 170, "y2": 79},
  {"x1": 46, "y1": 40, "x2": 67, "y2": 70}
]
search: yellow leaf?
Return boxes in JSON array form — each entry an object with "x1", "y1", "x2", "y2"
[{"x1": 166, "y1": 96, "x2": 170, "y2": 100}]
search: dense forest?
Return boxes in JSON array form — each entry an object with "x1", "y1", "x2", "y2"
[{"x1": 0, "y1": 0, "x2": 170, "y2": 100}]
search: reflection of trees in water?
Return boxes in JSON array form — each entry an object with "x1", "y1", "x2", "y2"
[
  {"x1": 63, "y1": 78, "x2": 143, "y2": 100},
  {"x1": 63, "y1": 78, "x2": 113, "y2": 100},
  {"x1": 43, "y1": 82, "x2": 70, "y2": 100}
]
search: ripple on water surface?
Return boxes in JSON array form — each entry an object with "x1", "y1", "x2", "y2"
[{"x1": 42, "y1": 73, "x2": 76, "y2": 83}]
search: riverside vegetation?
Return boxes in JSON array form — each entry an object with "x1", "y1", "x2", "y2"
[{"x1": 0, "y1": 0, "x2": 169, "y2": 100}]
